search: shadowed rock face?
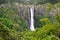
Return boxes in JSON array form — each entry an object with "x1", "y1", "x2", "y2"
[
  {"x1": 11, "y1": 5, "x2": 49, "y2": 28},
  {"x1": 12, "y1": 5, "x2": 59, "y2": 26},
  {"x1": 0, "y1": 4, "x2": 59, "y2": 28}
]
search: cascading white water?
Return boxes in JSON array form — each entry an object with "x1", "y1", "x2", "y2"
[{"x1": 30, "y1": 6, "x2": 35, "y2": 31}]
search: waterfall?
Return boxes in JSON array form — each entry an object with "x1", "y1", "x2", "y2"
[{"x1": 30, "y1": 6, "x2": 35, "y2": 31}]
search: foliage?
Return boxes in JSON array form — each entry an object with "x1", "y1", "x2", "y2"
[
  {"x1": 0, "y1": 0, "x2": 60, "y2": 5},
  {"x1": 0, "y1": 1, "x2": 60, "y2": 40},
  {"x1": 0, "y1": 0, "x2": 7, "y2": 4},
  {"x1": 19, "y1": 17, "x2": 60, "y2": 40}
]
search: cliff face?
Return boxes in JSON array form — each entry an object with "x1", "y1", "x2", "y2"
[
  {"x1": 11, "y1": 4, "x2": 49, "y2": 27},
  {"x1": 0, "y1": 3, "x2": 60, "y2": 28},
  {"x1": 11, "y1": 4, "x2": 54, "y2": 27}
]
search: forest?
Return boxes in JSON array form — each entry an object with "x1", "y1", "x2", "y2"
[{"x1": 0, "y1": 0, "x2": 60, "y2": 40}]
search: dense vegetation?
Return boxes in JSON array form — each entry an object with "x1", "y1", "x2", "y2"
[
  {"x1": 0, "y1": 0, "x2": 60, "y2": 4},
  {"x1": 0, "y1": 0, "x2": 60, "y2": 40}
]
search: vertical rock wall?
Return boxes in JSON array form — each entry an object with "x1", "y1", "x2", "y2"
[
  {"x1": 0, "y1": 4, "x2": 59, "y2": 28},
  {"x1": 11, "y1": 4, "x2": 55, "y2": 27}
]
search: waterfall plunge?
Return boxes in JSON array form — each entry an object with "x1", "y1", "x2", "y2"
[{"x1": 30, "y1": 6, "x2": 35, "y2": 31}]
